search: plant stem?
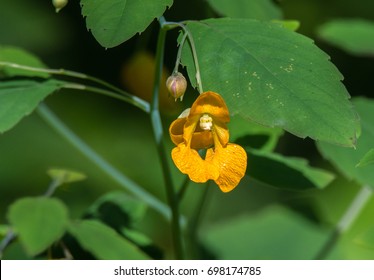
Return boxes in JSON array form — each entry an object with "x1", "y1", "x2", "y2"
[
  {"x1": 0, "y1": 62, "x2": 149, "y2": 112},
  {"x1": 160, "y1": 20, "x2": 204, "y2": 93},
  {"x1": 61, "y1": 83, "x2": 150, "y2": 113},
  {"x1": 151, "y1": 17, "x2": 185, "y2": 259},
  {"x1": 36, "y1": 103, "x2": 171, "y2": 220},
  {"x1": 314, "y1": 184, "x2": 372, "y2": 259}
]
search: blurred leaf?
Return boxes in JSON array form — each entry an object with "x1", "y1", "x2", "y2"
[
  {"x1": 68, "y1": 220, "x2": 150, "y2": 259},
  {"x1": 0, "y1": 79, "x2": 63, "y2": 133},
  {"x1": 7, "y1": 197, "x2": 69, "y2": 256},
  {"x1": 230, "y1": 115, "x2": 283, "y2": 151},
  {"x1": 354, "y1": 225, "x2": 374, "y2": 250},
  {"x1": 317, "y1": 97, "x2": 374, "y2": 189},
  {"x1": 85, "y1": 191, "x2": 147, "y2": 229},
  {"x1": 0, "y1": 224, "x2": 10, "y2": 238},
  {"x1": 122, "y1": 228, "x2": 163, "y2": 259},
  {"x1": 80, "y1": 0, "x2": 173, "y2": 48},
  {"x1": 318, "y1": 19, "x2": 374, "y2": 56},
  {"x1": 0, "y1": 46, "x2": 49, "y2": 78},
  {"x1": 181, "y1": 18, "x2": 359, "y2": 147},
  {"x1": 247, "y1": 149, "x2": 335, "y2": 190},
  {"x1": 207, "y1": 0, "x2": 282, "y2": 20},
  {"x1": 356, "y1": 149, "x2": 374, "y2": 168},
  {"x1": 47, "y1": 168, "x2": 86, "y2": 184},
  {"x1": 202, "y1": 205, "x2": 327, "y2": 259}
]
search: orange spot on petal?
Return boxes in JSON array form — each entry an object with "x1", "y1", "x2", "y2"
[
  {"x1": 171, "y1": 144, "x2": 219, "y2": 183},
  {"x1": 206, "y1": 144, "x2": 247, "y2": 192}
]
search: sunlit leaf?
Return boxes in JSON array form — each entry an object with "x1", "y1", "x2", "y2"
[
  {"x1": 207, "y1": 0, "x2": 282, "y2": 20},
  {"x1": 7, "y1": 197, "x2": 69, "y2": 256},
  {"x1": 203, "y1": 205, "x2": 328, "y2": 259},
  {"x1": 47, "y1": 168, "x2": 86, "y2": 184},
  {"x1": 0, "y1": 46, "x2": 49, "y2": 78},
  {"x1": 80, "y1": 0, "x2": 173, "y2": 48},
  {"x1": 85, "y1": 191, "x2": 147, "y2": 229},
  {"x1": 0, "y1": 79, "x2": 63, "y2": 133},
  {"x1": 317, "y1": 97, "x2": 374, "y2": 189},
  {"x1": 68, "y1": 220, "x2": 150, "y2": 260},
  {"x1": 272, "y1": 20, "x2": 300, "y2": 31},
  {"x1": 318, "y1": 19, "x2": 374, "y2": 56},
  {"x1": 247, "y1": 149, "x2": 335, "y2": 190},
  {"x1": 356, "y1": 149, "x2": 374, "y2": 168},
  {"x1": 181, "y1": 18, "x2": 359, "y2": 147}
]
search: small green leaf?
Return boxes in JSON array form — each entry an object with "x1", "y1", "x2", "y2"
[
  {"x1": 317, "y1": 97, "x2": 374, "y2": 189},
  {"x1": 85, "y1": 191, "x2": 147, "y2": 229},
  {"x1": 356, "y1": 149, "x2": 374, "y2": 168},
  {"x1": 68, "y1": 220, "x2": 150, "y2": 260},
  {"x1": 0, "y1": 79, "x2": 63, "y2": 133},
  {"x1": 7, "y1": 197, "x2": 69, "y2": 256},
  {"x1": 207, "y1": 0, "x2": 282, "y2": 20},
  {"x1": 247, "y1": 149, "x2": 335, "y2": 190},
  {"x1": 318, "y1": 19, "x2": 374, "y2": 56},
  {"x1": 80, "y1": 0, "x2": 173, "y2": 48},
  {"x1": 181, "y1": 18, "x2": 359, "y2": 147},
  {"x1": 47, "y1": 168, "x2": 86, "y2": 184},
  {"x1": 0, "y1": 46, "x2": 49, "y2": 78},
  {"x1": 203, "y1": 206, "x2": 327, "y2": 259}
]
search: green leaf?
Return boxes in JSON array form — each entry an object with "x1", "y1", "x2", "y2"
[
  {"x1": 7, "y1": 197, "x2": 69, "y2": 256},
  {"x1": 318, "y1": 19, "x2": 374, "y2": 56},
  {"x1": 272, "y1": 20, "x2": 300, "y2": 31},
  {"x1": 247, "y1": 149, "x2": 335, "y2": 190},
  {"x1": 0, "y1": 79, "x2": 63, "y2": 133},
  {"x1": 207, "y1": 0, "x2": 282, "y2": 20},
  {"x1": 356, "y1": 149, "x2": 374, "y2": 168},
  {"x1": 68, "y1": 220, "x2": 150, "y2": 259},
  {"x1": 181, "y1": 18, "x2": 359, "y2": 147},
  {"x1": 202, "y1": 205, "x2": 328, "y2": 259},
  {"x1": 0, "y1": 46, "x2": 49, "y2": 78},
  {"x1": 80, "y1": 0, "x2": 173, "y2": 48},
  {"x1": 47, "y1": 168, "x2": 87, "y2": 184},
  {"x1": 85, "y1": 191, "x2": 147, "y2": 229},
  {"x1": 317, "y1": 97, "x2": 374, "y2": 189}
]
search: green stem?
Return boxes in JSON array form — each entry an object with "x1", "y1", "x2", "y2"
[
  {"x1": 160, "y1": 20, "x2": 204, "y2": 93},
  {"x1": 315, "y1": 185, "x2": 372, "y2": 260},
  {"x1": 151, "y1": 16, "x2": 185, "y2": 259},
  {"x1": 188, "y1": 184, "x2": 210, "y2": 259},
  {"x1": 61, "y1": 83, "x2": 150, "y2": 113},
  {"x1": 173, "y1": 32, "x2": 188, "y2": 73},
  {"x1": 0, "y1": 62, "x2": 149, "y2": 112},
  {"x1": 36, "y1": 103, "x2": 171, "y2": 220}
]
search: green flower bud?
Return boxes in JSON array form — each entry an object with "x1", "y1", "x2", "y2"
[
  {"x1": 52, "y1": 0, "x2": 68, "y2": 13},
  {"x1": 166, "y1": 72, "x2": 187, "y2": 101}
]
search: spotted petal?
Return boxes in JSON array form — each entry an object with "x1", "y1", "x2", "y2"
[
  {"x1": 206, "y1": 144, "x2": 247, "y2": 192},
  {"x1": 171, "y1": 143, "x2": 219, "y2": 182}
]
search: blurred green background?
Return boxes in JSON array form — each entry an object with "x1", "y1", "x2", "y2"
[{"x1": 1, "y1": 0, "x2": 374, "y2": 259}]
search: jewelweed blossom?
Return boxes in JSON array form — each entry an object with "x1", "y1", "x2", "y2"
[{"x1": 169, "y1": 91, "x2": 247, "y2": 192}]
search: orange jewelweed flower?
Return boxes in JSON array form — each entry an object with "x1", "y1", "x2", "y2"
[{"x1": 169, "y1": 91, "x2": 247, "y2": 192}]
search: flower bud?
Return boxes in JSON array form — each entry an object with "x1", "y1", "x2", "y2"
[
  {"x1": 166, "y1": 72, "x2": 187, "y2": 101},
  {"x1": 52, "y1": 0, "x2": 68, "y2": 13}
]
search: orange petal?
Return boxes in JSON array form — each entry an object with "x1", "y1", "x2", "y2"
[
  {"x1": 189, "y1": 91, "x2": 230, "y2": 123},
  {"x1": 169, "y1": 118, "x2": 186, "y2": 146},
  {"x1": 213, "y1": 121, "x2": 229, "y2": 146},
  {"x1": 171, "y1": 144, "x2": 219, "y2": 183},
  {"x1": 206, "y1": 143, "x2": 247, "y2": 192}
]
